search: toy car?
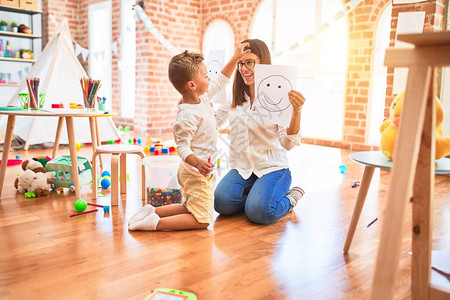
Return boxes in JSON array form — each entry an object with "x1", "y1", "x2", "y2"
[{"x1": 46, "y1": 156, "x2": 92, "y2": 192}]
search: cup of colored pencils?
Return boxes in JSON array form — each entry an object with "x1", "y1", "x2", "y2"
[
  {"x1": 80, "y1": 77, "x2": 102, "y2": 111},
  {"x1": 25, "y1": 77, "x2": 40, "y2": 109}
]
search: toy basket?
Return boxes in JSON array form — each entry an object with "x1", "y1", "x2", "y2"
[{"x1": 143, "y1": 156, "x2": 181, "y2": 206}]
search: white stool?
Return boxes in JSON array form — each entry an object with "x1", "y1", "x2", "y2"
[{"x1": 92, "y1": 144, "x2": 145, "y2": 206}]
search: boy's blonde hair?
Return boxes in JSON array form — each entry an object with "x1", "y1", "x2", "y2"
[{"x1": 168, "y1": 50, "x2": 204, "y2": 93}]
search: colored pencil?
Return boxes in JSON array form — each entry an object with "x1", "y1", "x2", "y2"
[
  {"x1": 86, "y1": 202, "x2": 104, "y2": 208},
  {"x1": 70, "y1": 208, "x2": 98, "y2": 217}
]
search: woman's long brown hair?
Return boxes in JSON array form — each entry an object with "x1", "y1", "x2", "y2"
[{"x1": 231, "y1": 39, "x2": 272, "y2": 108}]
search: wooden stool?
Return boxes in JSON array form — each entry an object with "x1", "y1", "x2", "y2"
[
  {"x1": 370, "y1": 32, "x2": 450, "y2": 299},
  {"x1": 92, "y1": 144, "x2": 145, "y2": 206}
]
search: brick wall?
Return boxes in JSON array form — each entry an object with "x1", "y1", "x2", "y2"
[
  {"x1": 42, "y1": 0, "x2": 80, "y2": 46},
  {"x1": 133, "y1": 0, "x2": 202, "y2": 138},
  {"x1": 42, "y1": 0, "x2": 447, "y2": 149}
]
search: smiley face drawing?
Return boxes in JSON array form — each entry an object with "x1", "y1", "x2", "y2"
[
  {"x1": 207, "y1": 60, "x2": 222, "y2": 77},
  {"x1": 257, "y1": 75, "x2": 292, "y2": 112}
]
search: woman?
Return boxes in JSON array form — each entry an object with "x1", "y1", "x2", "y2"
[{"x1": 214, "y1": 39, "x2": 306, "y2": 224}]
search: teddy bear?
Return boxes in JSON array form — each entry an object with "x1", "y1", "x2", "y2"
[
  {"x1": 14, "y1": 160, "x2": 54, "y2": 197},
  {"x1": 380, "y1": 91, "x2": 450, "y2": 160}
]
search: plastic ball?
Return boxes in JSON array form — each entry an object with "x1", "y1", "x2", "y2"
[
  {"x1": 101, "y1": 170, "x2": 111, "y2": 177},
  {"x1": 118, "y1": 125, "x2": 123, "y2": 131},
  {"x1": 109, "y1": 140, "x2": 114, "y2": 144},
  {"x1": 339, "y1": 164, "x2": 347, "y2": 174},
  {"x1": 124, "y1": 126, "x2": 130, "y2": 132},
  {"x1": 137, "y1": 138, "x2": 142, "y2": 144},
  {"x1": 15, "y1": 154, "x2": 20, "y2": 159},
  {"x1": 74, "y1": 199, "x2": 87, "y2": 212},
  {"x1": 144, "y1": 145, "x2": 150, "y2": 152},
  {"x1": 128, "y1": 138, "x2": 132, "y2": 144},
  {"x1": 101, "y1": 178, "x2": 111, "y2": 189}
]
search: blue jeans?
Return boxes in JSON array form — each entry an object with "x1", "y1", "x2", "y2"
[{"x1": 214, "y1": 168, "x2": 292, "y2": 224}]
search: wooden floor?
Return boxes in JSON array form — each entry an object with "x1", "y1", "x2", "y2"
[{"x1": 0, "y1": 143, "x2": 449, "y2": 299}]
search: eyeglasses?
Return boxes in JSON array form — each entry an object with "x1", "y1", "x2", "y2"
[{"x1": 236, "y1": 59, "x2": 260, "y2": 70}]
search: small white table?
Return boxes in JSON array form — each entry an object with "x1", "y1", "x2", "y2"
[
  {"x1": 0, "y1": 109, "x2": 116, "y2": 199},
  {"x1": 343, "y1": 151, "x2": 450, "y2": 254}
]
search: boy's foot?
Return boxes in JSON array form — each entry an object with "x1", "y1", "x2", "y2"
[
  {"x1": 286, "y1": 187, "x2": 305, "y2": 211},
  {"x1": 128, "y1": 204, "x2": 155, "y2": 226},
  {"x1": 128, "y1": 213, "x2": 160, "y2": 231}
]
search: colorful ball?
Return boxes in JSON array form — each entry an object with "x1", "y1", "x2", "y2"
[
  {"x1": 74, "y1": 199, "x2": 87, "y2": 212},
  {"x1": 124, "y1": 126, "x2": 130, "y2": 132},
  {"x1": 101, "y1": 170, "x2": 111, "y2": 177},
  {"x1": 339, "y1": 164, "x2": 347, "y2": 174},
  {"x1": 101, "y1": 178, "x2": 111, "y2": 189},
  {"x1": 118, "y1": 125, "x2": 124, "y2": 131}
]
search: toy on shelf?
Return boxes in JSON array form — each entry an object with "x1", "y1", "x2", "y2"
[
  {"x1": 45, "y1": 156, "x2": 92, "y2": 192},
  {"x1": 18, "y1": 24, "x2": 32, "y2": 34},
  {"x1": 4, "y1": 40, "x2": 12, "y2": 58}
]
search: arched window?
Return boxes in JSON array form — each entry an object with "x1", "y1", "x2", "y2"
[
  {"x1": 251, "y1": 0, "x2": 348, "y2": 140},
  {"x1": 367, "y1": 4, "x2": 392, "y2": 145},
  {"x1": 202, "y1": 19, "x2": 235, "y2": 104},
  {"x1": 202, "y1": 19, "x2": 234, "y2": 61}
]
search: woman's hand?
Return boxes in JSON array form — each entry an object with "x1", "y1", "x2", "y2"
[
  {"x1": 286, "y1": 89, "x2": 305, "y2": 135},
  {"x1": 288, "y1": 90, "x2": 305, "y2": 113}
]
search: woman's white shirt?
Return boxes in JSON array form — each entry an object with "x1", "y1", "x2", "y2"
[{"x1": 228, "y1": 93, "x2": 301, "y2": 179}]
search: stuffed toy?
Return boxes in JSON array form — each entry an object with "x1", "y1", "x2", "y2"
[
  {"x1": 14, "y1": 160, "x2": 54, "y2": 197},
  {"x1": 14, "y1": 169, "x2": 54, "y2": 196},
  {"x1": 22, "y1": 159, "x2": 46, "y2": 173},
  {"x1": 380, "y1": 91, "x2": 450, "y2": 160}
]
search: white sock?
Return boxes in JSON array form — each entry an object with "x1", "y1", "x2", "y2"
[
  {"x1": 128, "y1": 204, "x2": 155, "y2": 226},
  {"x1": 128, "y1": 213, "x2": 160, "y2": 231},
  {"x1": 286, "y1": 186, "x2": 305, "y2": 211}
]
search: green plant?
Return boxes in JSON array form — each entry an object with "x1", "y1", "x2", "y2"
[
  {"x1": 11, "y1": 22, "x2": 18, "y2": 28},
  {"x1": 0, "y1": 20, "x2": 7, "y2": 27}
]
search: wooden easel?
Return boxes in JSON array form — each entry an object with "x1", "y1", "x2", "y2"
[{"x1": 370, "y1": 32, "x2": 450, "y2": 299}]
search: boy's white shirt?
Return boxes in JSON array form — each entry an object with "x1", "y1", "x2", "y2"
[
  {"x1": 227, "y1": 93, "x2": 301, "y2": 180},
  {"x1": 173, "y1": 73, "x2": 229, "y2": 176}
]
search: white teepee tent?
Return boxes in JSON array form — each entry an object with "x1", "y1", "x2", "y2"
[{"x1": 0, "y1": 19, "x2": 119, "y2": 147}]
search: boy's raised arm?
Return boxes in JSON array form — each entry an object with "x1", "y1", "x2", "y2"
[{"x1": 220, "y1": 42, "x2": 251, "y2": 78}]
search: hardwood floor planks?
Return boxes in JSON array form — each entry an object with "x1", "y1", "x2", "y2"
[{"x1": 0, "y1": 144, "x2": 449, "y2": 299}]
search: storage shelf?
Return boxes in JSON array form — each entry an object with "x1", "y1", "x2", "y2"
[
  {"x1": 0, "y1": 57, "x2": 35, "y2": 62},
  {"x1": 0, "y1": 5, "x2": 41, "y2": 14},
  {"x1": 0, "y1": 30, "x2": 41, "y2": 38}
]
